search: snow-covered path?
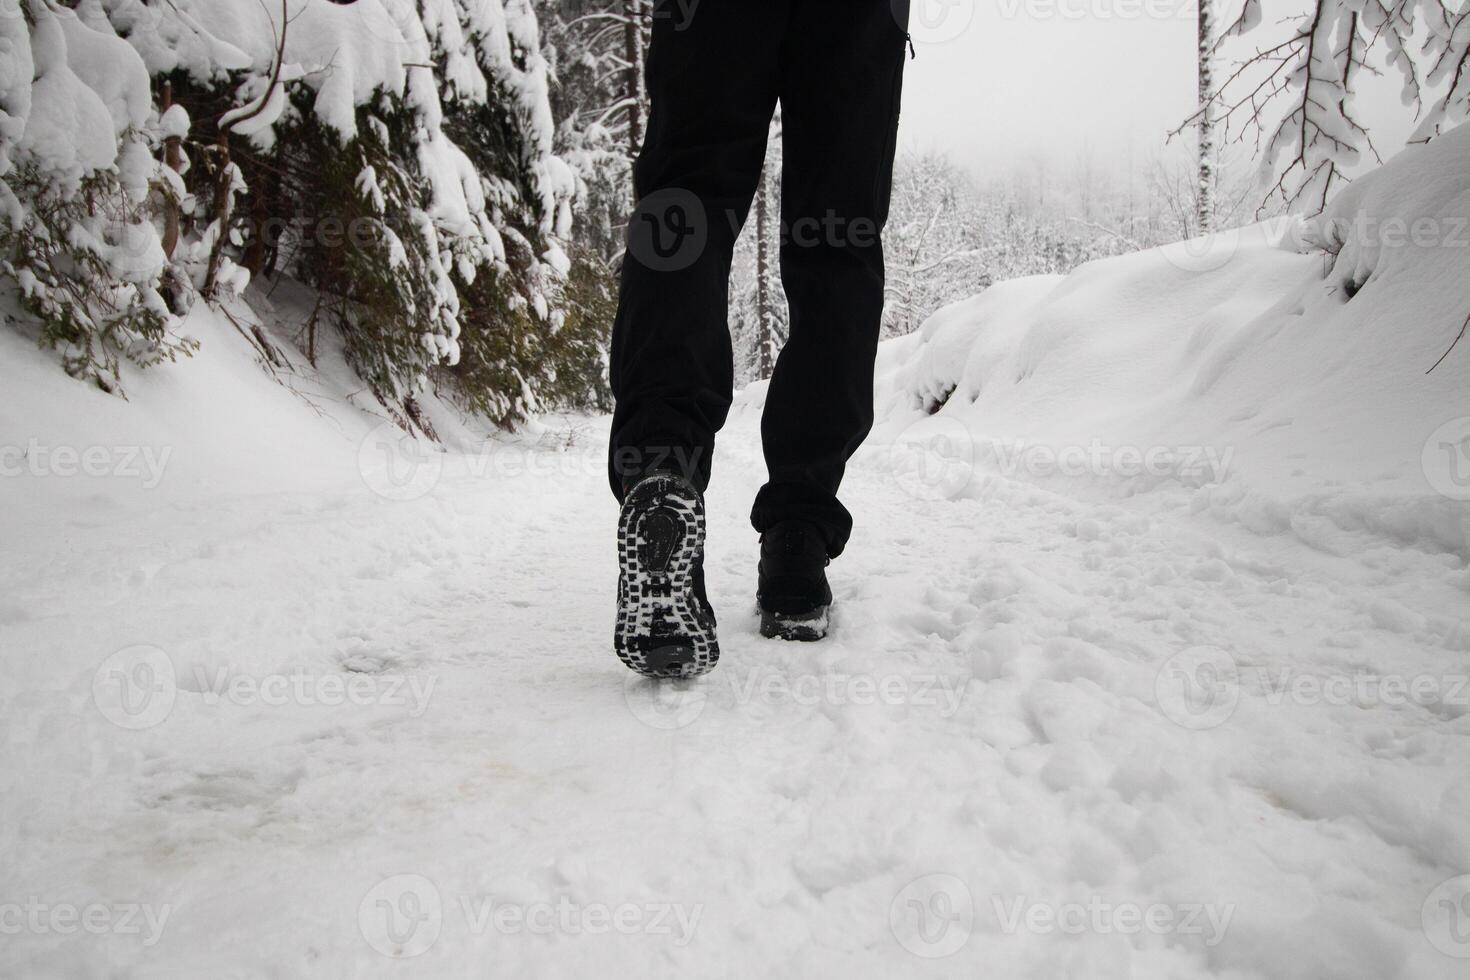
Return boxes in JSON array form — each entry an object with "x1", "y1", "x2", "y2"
[{"x1": 4, "y1": 399, "x2": 1468, "y2": 979}]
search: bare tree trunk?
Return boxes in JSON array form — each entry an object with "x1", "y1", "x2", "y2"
[
  {"x1": 623, "y1": 0, "x2": 646, "y2": 162},
  {"x1": 755, "y1": 161, "x2": 778, "y2": 379},
  {"x1": 202, "y1": 138, "x2": 233, "y2": 298},
  {"x1": 159, "y1": 81, "x2": 183, "y2": 259},
  {"x1": 1197, "y1": 0, "x2": 1216, "y2": 234},
  {"x1": 206, "y1": 0, "x2": 289, "y2": 297}
]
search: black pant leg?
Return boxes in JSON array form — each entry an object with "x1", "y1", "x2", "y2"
[
  {"x1": 748, "y1": 0, "x2": 910, "y2": 558},
  {"x1": 607, "y1": 0, "x2": 790, "y2": 497}
]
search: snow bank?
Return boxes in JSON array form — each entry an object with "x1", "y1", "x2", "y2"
[
  {"x1": 0, "y1": 5, "x2": 32, "y2": 176},
  {"x1": 872, "y1": 124, "x2": 1470, "y2": 561},
  {"x1": 0, "y1": 276, "x2": 507, "y2": 516}
]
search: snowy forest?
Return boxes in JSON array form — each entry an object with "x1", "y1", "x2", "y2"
[
  {"x1": 3, "y1": 1, "x2": 1470, "y2": 976},
  {"x1": 6, "y1": 0, "x2": 1464, "y2": 408}
]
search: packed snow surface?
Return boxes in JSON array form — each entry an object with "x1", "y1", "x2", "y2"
[{"x1": 2, "y1": 133, "x2": 1469, "y2": 977}]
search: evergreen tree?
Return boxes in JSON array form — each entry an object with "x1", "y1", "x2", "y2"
[
  {"x1": 2, "y1": 0, "x2": 612, "y2": 423},
  {"x1": 536, "y1": 0, "x2": 650, "y2": 260}
]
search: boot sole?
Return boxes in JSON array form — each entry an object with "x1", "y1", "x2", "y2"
[{"x1": 615, "y1": 476, "x2": 720, "y2": 679}]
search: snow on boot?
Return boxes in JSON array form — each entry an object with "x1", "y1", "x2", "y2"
[
  {"x1": 757, "y1": 520, "x2": 833, "y2": 642},
  {"x1": 615, "y1": 473, "x2": 720, "y2": 678}
]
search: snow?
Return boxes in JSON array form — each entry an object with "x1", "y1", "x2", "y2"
[
  {"x1": 55, "y1": 7, "x2": 152, "y2": 136},
  {"x1": 878, "y1": 124, "x2": 1470, "y2": 562},
  {"x1": 170, "y1": 0, "x2": 418, "y2": 141},
  {"x1": 157, "y1": 104, "x2": 189, "y2": 142},
  {"x1": 18, "y1": 5, "x2": 122, "y2": 184},
  {"x1": 2, "y1": 128, "x2": 1469, "y2": 979},
  {"x1": 0, "y1": 1, "x2": 33, "y2": 177}
]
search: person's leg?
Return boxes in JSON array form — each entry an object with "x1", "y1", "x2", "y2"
[
  {"x1": 749, "y1": 0, "x2": 909, "y2": 558},
  {"x1": 607, "y1": 0, "x2": 790, "y2": 497}
]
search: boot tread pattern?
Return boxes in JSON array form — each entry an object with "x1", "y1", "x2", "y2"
[{"x1": 615, "y1": 475, "x2": 719, "y2": 678}]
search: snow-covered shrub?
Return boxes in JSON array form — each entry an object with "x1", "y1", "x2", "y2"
[
  {"x1": 163, "y1": 0, "x2": 604, "y2": 419},
  {"x1": 448, "y1": 236, "x2": 614, "y2": 423},
  {"x1": 430, "y1": 0, "x2": 610, "y2": 423},
  {"x1": 0, "y1": 0, "x2": 194, "y2": 393},
  {"x1": 1, "y1": 0, "x2": 610, "y2": 420},
  {"x1": 285, "y1": 96, "x2": 463, "y2": 400}
]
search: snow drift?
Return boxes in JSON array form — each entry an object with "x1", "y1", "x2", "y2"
[{"x1": 872, "y1": 124, "x2": 1470, "y2": 562}]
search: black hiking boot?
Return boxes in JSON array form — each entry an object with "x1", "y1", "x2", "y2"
[
  {"x1": 615, "y1": 473, "x2": 720, "y2": 678},
  {"x1": 757, "y1": 520, "x2": 833, "y2": 642}
]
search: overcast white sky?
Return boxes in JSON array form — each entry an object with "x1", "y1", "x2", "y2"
[
  {"x1": 895, "y1": 0, "x2": 1419, "y2": 184},
  {"x1": 900, "y1": 0, "x2": 1196, "y2": 175}
]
